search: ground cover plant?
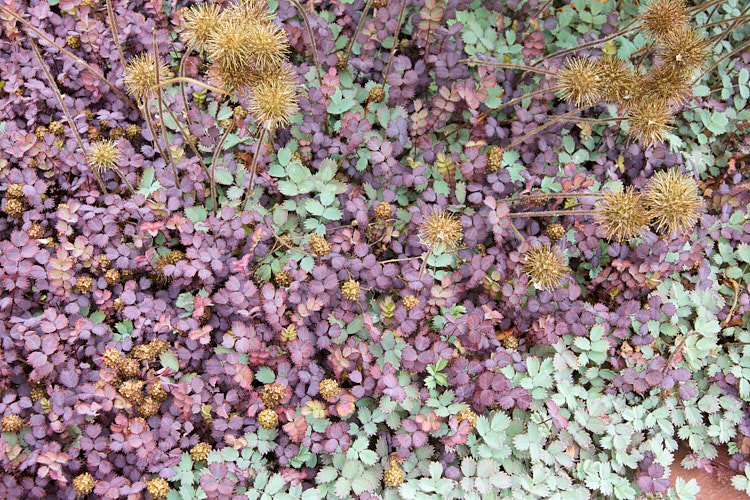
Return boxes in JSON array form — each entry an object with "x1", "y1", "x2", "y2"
[{"x1": 1, "y1": 0, "x2": 750, "y2": 498}]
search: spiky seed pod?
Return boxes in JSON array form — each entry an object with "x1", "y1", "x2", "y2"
[
  {"x1": 73, "y1": 473, "x2": 95, "y2": 496},
  {"x1": 274, "y1": 270, "x2": 292, "y2": 287},
  {"x1": 66, "y1": 34, "x2": 81, "y2": 49},
  {"x1": 243, "y1": 21, "x2": 290, "y2": 71},
  {"x1": 260, "y1": 383, "x2": 287, "y2": 408},
  {"x1": 502, "y1": 335, "x2": 519, "y2": 350},
  {"x1": 148, "y1": 380, "x2": 169, "y2": 402},
  {"x1": 109, "y1": 127, "x2": 125, "y2": 140},
  {"x1": 125, "y1": 124, "x2": 141, "y2": 140},
  {"x1": 119, "y1": 380, "x2": 145, "y2": 406},
  {"x1": 139, "y1": 397, "x2": 161, "y2": 418},
  {"x1": 658, "y1": 27, "x2": 710, "y2": 78},
  {"x1": 635, "y1": 65, "x2": 691, "y2": 107},
  {"x1": 368, "y1": 85, "x2": 385, "y2": 103},
  {"x1": 545, "y1": 223, "x2": 565, "y2": 241},
  {"x1": 319, "y1": 379, "x2": 340, "y2": 399},
  {"x1": 102, "y1": 348, "x2": 123, "y2": 370},
  {"x1": 341, "y1": 280, "x2": 361, "y2": 300},
  {"x1": 206, "y1": 14, "x2": 255, "y2": 72},
  {"x1": 150, "y1": 339, "x2": 170, "y2": 356},
  {"x1": 643, "y1": 169, "x2": 704, "y2": 235},
  {"x1": 123, "y1": 53, "x2": 170, "y2": 100},
  {"x1": 6, "y1": 183, "x2": 24, "y2": 199},
  {"x1": 594, "y1": 187, "x2": 651, "y2": 241},
  {"x1": 555, "y1": 57, "x2": 601, "y2": 107},
  {"x1": 456, "y1": 409, "x2": 478, "y2": 428},
  {"x1": 374, "y1": 201, "x2": 393, "y2": 220},
  {"x1": 74, "y1": 276, "x2": 94, "y2": 294},
  {"x1": 1, "y1": 414, "x2": 23, "y2": 432},
  {"x1": 257, "y1": 408, "x2": 278, "y2": 429},
  {"x1": 27, "y1": 223, "x2": 45, "y2": 240},
  {"x1": 190, "y1": 442, "x2": 211, "y2": 462},
  {"x1": 383, "y1": 464, "x2": 404, "y2": 488},
  {"x1": 639, "y1": 0, "x2": 689, "y2": 40},
  {"x1": 309, "y1": 234, "x2": 331, "y2": 257},
  {"x1": 118, "y1": 358, "x2": 140, "y2": 379},
  {"x1": 402, "y1": 295, "x2": 419, "y2": 311},
  {"x1": 35, "y1": 126, "x2": 49, "y2": 140},
  {"x1": 244, "y1": 63, "x2": 299, "y2": 129},
  {"x1": 104, "y1": 269, "x2": 121, "y2": 285},
  {"x1": 419, "y1": 210, "x2": 463, "y2": 254},
  {"x1": 626, "y1": 98, "x2": 674, "y2": 146},
  {"x1": 3, "y1": 198, "x2": 23, "y2": 218},
  {"x1": 486, "y1": 146, "x2": 504, "y2": 173},
  {"x1": 87, "y1": 139, "x2": 121, "y2": 173},
  {"x1": 594, "y1": 56, "x2": 637, "y2": 106},
  {"x1": 181, "y1": 3, "x2": 222, "y2": 54},
  {"x1": 146, "y1": 478, "x2": 170, "y2": 500},
  {"x1": 49, "y1": 121, "x2": 65, "y2": 136},
  {"x1": 523, "y1": 244, "x2": 569, "y2": 291}
]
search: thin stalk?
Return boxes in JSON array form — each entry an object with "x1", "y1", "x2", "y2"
[
  {"x1": 289, "y1": 0, "x2": 328, "y2": 135},
  {"x1": 149, "y1": 78, "x2": 229, "y2": 95},
  {"x1": 0, "y1": 5, "x2": 139, "y2": 113},
  {"x1": 508, "y1": 209, "x2": 597, "y2": 218},
  {"x1": 509, "y1": 221, "x2": 526, "y2": 242},
  {"x1": 503, "y1": 192, "x2": 605, "y2": 204},
  {"x1": 418, "y1": 246, "x2": 434, "y2": 281},
  {"x1": 211, "y1": 127, "x2": 233, "y2": 213},
  {"x1": 343, "y1": 0, "x2": 374, "y2": 64},
  {"x1": 532, "y1": 22, "x2": 639, "y2": 66},
  {"x1": 112, "y1": 166, "x2": 136, "y2": 194},
  {"x1": 693, "y1": 38, "x2": 750, "y2": 83},
  {"x1": 701, "y1": 13, "x2": 750, "y2": 31},
  {"x1": 163, "y1": 104, "x2": 211, "y2": 180},
  {"x1": 504, "y1": 101, "x2": 600, "y2": 151},
  {"x1": 154, "y1": 32, "x2": 178, "y2": 185},
  {"x1": 104, "y1": 0, "x2": 127, "y2": 70},
  {"x1": 27, "y1": 34, "x2": 107, "y2": 195},
  {"x1": 690, "y1": 0, "x2": 730, "y2": 14},
  {"x1": 555, "y1": 116, "x2": 625, "y2": 123},
  {"x1": 382, "y1": 0, "x2": 409, "y2": 86},
  {"x1": 460, "y1": 59, "x2": 557, "y2": 77},
  {"x1": 142, "y1": 101, "x2": 174, "y2": 186},
  {"x1": 178, "y1": 43, "x2": 195, "y2": 128},
  {"x1": 241, "y1": 127, "x2": 268, "y2": 210}
]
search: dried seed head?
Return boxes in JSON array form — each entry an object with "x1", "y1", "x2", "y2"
[
  {"x1": 139, "y1": 396, "x2": 160, "y2": 417},
  {"x1": 87, "y1": 139, "x2": 121, "y2": 173},
  {"x1": 319, "y1": 379, "x2": 340, "y2": 399},
  {"x1": 626, "y1": 97, "x2": 674, "y2": 146},
  {"x1": 190, "y1": 442, "x2": 211, "y2": 462},
  {"x1": 244, "y1": 21, "x2": 290, "y2": 71},
  {"x1": 341, "y1": 280, "x2": 361, "y2": 300},
  {"x1": 125, "y1": 124, "x2": 141, "y2": 140},
  {"x1": 1, "y1": 414, "x2": 23, "y2": 432},
  {"x1": 456, "y1": 409, "x2": 477, "y2": 428},
  {"x1": 635, "y1": 65, "x2": 692, "y2": 107},
  {"x1": 486, "y1": 146, "x2": 504, "y2": 173},
  {"x1": 244, "y1": 63, "x2": 299, "y2": 129},
  {"x1": 3, "y1": 198, "x2": 23, "y2": 218},
  {"x1": 522, "y1": 244, "x2": 568, "y2": 291},
  {"x1": 6, "y1": 183, "x2": 24, "y2": 199},
  {"x1": 274, "y1": 270, "x2": 292, "y2": 287},
  {"x1": 418, "y1": 209, "x2": 463, "y2": 254},
  {"x1": 181, "y1": 3, "x2": 223, "y2": 54},
  {"x1": 66, "y1": 34, "x2": 81, "y2": 49},
  {"x1": 643, "y1": 169, "x2": 704, "y2": 235},
  {"x1": 658, "y1": 27, "x2": 710, "y2": 78},
  {"x1": 257, "y1": 408, "x2": 278, "y2": 429},
  {"x1": 209, "y1": 59, "x2": 259, "y2": 93},
  {"x1": 368, "y1": 85, "x2": 385, "y2": 103},
  {"x1": 123, "y1": 53, "x2": 169, "y2": 100},
  {"x1": 402, "y1": 295, "x2": 419, "y2": 311},
  {"x1": 545, "y1": 223, "x2": 565, "y2": 241},
  {"x1": 594, "y1": 187, "x2": 651, "y2": 241},
  {"x1": 309, "y1": 233, "x2": 331, "y2": 257},
  {"x1": 206, "y1": 14, "x2": 254, "y2": 71},
  {"x1": 73, "y1": 473, "x2": 95, "y2": 495},
  {"x1": 374, "y1": 201, "x2": 393, "y2": 220},
  {"x1": 639, "y1": 0, "x2": 690, "y2": 40},
  {"x1": 556, "y1": 57, "x2": 601, "y2": 107},
  {"x1": 146, "y1": 478, "x2": 170, "y2": 500},
  {"x1": 74, "y1": 276, "x2": 94, "y2": 294},
  {"x1": 27, "y1": 222, "x2": 44, "y2": 240},
  {"x1": 260, "y1": 382, "x2": 287, "y2": 408},
  {"x1": 594, "y1": 56, "x2": 638, "y2": 106},
  {"x1": 383, "y1": 464, "x2": 404, "y2": 488}
]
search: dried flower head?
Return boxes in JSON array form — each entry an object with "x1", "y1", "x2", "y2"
[
  {"x1": 257, "y1": 408, "x2": 278, "y2": 429},
  {"x1": 123, "y1": 53, "x2": 169, "y2": 100},
  {"x1": 87, "y1": 139, "x2": 121, "y2": 173},
  {"x1": 659, "y1": 27, "x2": 710, "y2": 78},
  {"x1": 486, "y1": 146, "x2": 504, "y2": 173},
  {"x1": 244, "y1": 21, "x2": 290, "y2": 71},
  {"x1": 190, "y1": 442, "x2": 211, "y2": 462},
  {"x1": 626, "y1": 97, "x2": 674, "y2": 146},
  {"x1": 3, "y1": 198, "x2": 23, "y2": 218},
  {"x1": 402, "y1": 295, "x2": 419, "y2": 311},
  {"x1": 383, "y1": 464, "x2": 404, "y2": 488},
  {"x1": 341, "y1": 280, "x2": 361, "y2": 301},
  {"x1": 418, "y1": 210, "x2": 463, "y2": 254},
  {"x1": 374, "y1": 201, "x2": 393, "y2": 220},
  {"x1": 456, "y1": 409, "x2": 477, "y2": 428},
  {"x1": 556, "y1": 57, "x2": 601, "y2": 107},
  {"x1": 73, "y1": 473, "x2": 95, "y2": 496},
  {"x1": 66, "y1": 34, "x2": 81, "y2": 49},
  {"x1": 319, "y1": 379, "x2": 340, "y2": 399},
  {"x1": 545, "y1": 223, "x2": 565, "y2": 241},
  {"x1": 643, "y1": 169, "x2": 704, "y2": 235},
  {"x1": 594, "y1": 56, "x2": 637, "y2": 106},
  {"x1": 309, "y1": 233, "x2": 331, "y2": 257},
  {"x1": 594, "y1": 187, "x2": 651, "y2": 241},
  {"x1": 1, "y1": 414, "x2": 23, "y2": 432},
  {"x1": 523, "y1": 244, "x2": 568, "y2": 291},
  {"x1": 636, "y1": 65, "x2": 692, "y2": 107},
  {"x1": 181, "y1": 3, "x2": 222, "y2": 53},
  {"x1": 639, "y1": 0, "x2": 690, "y2": 40},
  {"x1": 206, "y1": 14, "x2": 254, "y2": 71},
  {"x1": 244, "y1": 63, "x2": 299, "y2": 129},
  {"x1": 369, "y1": 85, "x2": 385, "y2": 103},
  {"x1": 146, "y1": 477, "x2": 170, "y2": 500}
]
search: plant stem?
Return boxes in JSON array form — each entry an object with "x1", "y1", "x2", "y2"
[
  {"x1": 289, "y1": 0, "x2": 327, "y2": 134},
  {"x1": 344, "y1": 0, "x2": 374, "y2": 64},
  {"x1": 693, "y1": 38, "x2": 750, "y2": 84},
  {"x1": 178, "y1": 44, "x2": 195, "y2": 129},
  {"x1": 383, "y1": 0, "x2": 409, "y2": 86},
  {"x1": 504, "y1": 101, "x2": 600, "y2": 151},
  {"x1": 508, "y1": 209, "x2": 597, "y2": 218},
  {"x1": 460, "y1": 59, "x2": 557, "y2": 76},
  {"x1": 27, "y1": 34, "x2": 107, "y2": 195},
  {"x1": 0, "y1": 5, "x2": 139, "y2": 113},
  {"x1": 162, "y1": 105, "x2": 211, "y2": 180},
  {"x1": 104, "y1": 0, "x2": 127, "y2": 70},
  {"x1": 241, "y1": 127, "x2": 268, "y2": 210},
  {"x1": 211, "y1": 127, "x2": 233, "y2": 214},
  {"x1": 149, "y1": 78, "x2": 229, "y2": 95},
  {"x1": 503, "y1": 192, "x2": 604, "y2": 204},
  {"x1": 142, "y1": 101, "x2": 173, "y2": 187},
  {"x1": 112, "y1": 167, "x2": 136, "y2": 194},
  {"x1": 509, "y1": 221, "x2": 526, "y2": 242},
  {"x1": 532, "y1": 22, "x2": 639, "y2": 66},
  {"x1": 153, "y1": 32, "x2": 178, "y2": 186},
  {"x1": 418, "y1": 246, "x2": 434, "y2": 281}
]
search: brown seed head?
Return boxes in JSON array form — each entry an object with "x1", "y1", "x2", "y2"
[
  {"x1": 3, "y1": 198, "x2": 23, "y2": 218},
  {"x1": 66, "y1": 34, "x2": 81, "y2": 49},
  {"x1": 319, "y1": 379, "x2": 340, "y2": 399},
  {"x1": 35, "y1": 126, "x2": 49, "y2": 140},
  {"x1": 643, "y1": 169, "x2": 704, "y2": 235},
  {"x1": 374, "y1": 201, "x2": 393, "y2": 220},
  {"x1": 149, "y1": 380, "x2": 169, "y2": 402},
  {"x1": 486, "y1": 146, "x2": 504, "y2": 173},
  {"x1": 123, "y1": 53, "x2": 169, "y2": 100},
  {"x1": 556, "y1": 57, "x2": 601, "y2": 107},
  {"x1": 456, "y1": 409, "x2": 478, "y2": 428},
  {"x1": 626, "y1": 97, "x2": 674, "y2": 146},
  {"x1": 309, "y1": 233, "x2": 331, "y2": 256},
  {"x1": 260, "y1": 382, "x2": 287, "y2": 408},
  {"x1": 49, "y1": 121, "x2": 65, "y2": 136},
  {"x1": 635, "y1": 65, "x2": 691, "y2": 107},
  {"x1": 1, "y1": 414, "x2": 23, "y2": 432},
  {"x1": 594, "y1": 56, "x2": 638, "y2": 106},
  {"x1": 418, "y1": 210, "x2": 463, "y2": 254},
  {"x1": 639, "y1": 0, "x2": 690, "y2": 40},
  {"x1": 146, "y1": 477, "x2": 170, "y2": 500},
  {"x1": 258, "y1": 408, "x2": 278, "y2": 429},
  {"x1": 118, "y1": 358, "x2": 140, "y2": 379},
  {"x1": 383, "y1": 464, "x2": 404, "y2": 488},
  {"x1": 102, "y1": 348, "x2": 123, "y2": 370},
  {"x1": 119, "y1": 380, "x2": 145, "y2": 406},
  {"x1": 274, "y1": 270, "x2": 292, "y2": 287},
  {"x1": 190, "y1": 442, "x2": 211, "y2": 462},
  {"x1": 658, "y1": 27, "x2": 710, "y2": 78},
  {"x1": 73, "y1": 473, "x2": 95, "y2": 496},
  {"x1": 87, "y1": 139, "x2": 121, "y2": 173},
  {"x1": 545, "y1": 223, "x2": 565, "y2": 241},
  {"x1": 402, "y1": 295, "x2": 419, "y2": 311},
  {"x1": 244, "y1": 63, "x2": 299, "y2": 129},
  {"x1": 125, "y1": 124, "x2": 141, "y2": 140},
  {"x1": 139, "y1": 396, "x2": 161, "y2": 418},
  {"x1": 150, "y1": 338, "x2": 170, "y2": 356},
  {"x1": 181, "y1": 3, "x2": 223, "y2": 54},
  {"x1": 341, "y1": 280, "x2": 361, "y2": 300},
  {"x1": 74, "y1": 276, "x2": 94, "y2": 294},
  {"x1": 27, "y1": 222, "x2": 44, "y2": 240},
  {"x1": 6, "y1": 183, "x2": 24, "y2": 199},
  {"x1": 502, "y1": 335, "x2": 519, "y2": 350},
  {"x1": 594, "y1": 187, "x2": 651, "y2": 241},
  {"x1": 105, "y1": 269, "x2": 121, "y2": 285},
  {"x1": 369, "y1": 85, "x2": 385, "y2": 103},
  {"x1": 522, "y1": 244, "x2": 568, "y2": 291}
]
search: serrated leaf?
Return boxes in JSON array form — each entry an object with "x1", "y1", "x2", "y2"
[
  {"x1": 185, "y1": 206, "x2": 208, "y2": 224},
  {"x1": 214, "y1": 169, "x2": 233, "y2": 185},
  {"x1": 160, "y1": 351, "x2": 179, "y2": 372},
  {"x1": 255, "y1": 366, "x2": 276, "y2": 384}
]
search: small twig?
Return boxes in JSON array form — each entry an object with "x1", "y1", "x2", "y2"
[
  {"x1": 177, "y1": 43, "x2": 195, "y2": 127},
  {"x1": 460, "y1": 59, "x2": 557, "y2": 77},
  {"x1": 503, "y1": 192, "x2": 604, "y2": 204},
  {"x1": 343, "y1": 0, "x2": 374, "y2": 64},
  {"x1": 241, "y1": 127, "x2": 267, "y2": 211},
  {"x1": 211, "y1": 127, "x2": 234, "y2": 214},
  {"x1": 154, "y1": 32, "x2": 178, "y2": 185},
  {"x1": 149, "y1": 77, "x2": 229, "y2": 95},
  {"x1": 104, "y1": 0, "x2": 127, "y2": 70},
  {"x1": 509, "y1": 221, "x2": 526, "y2": 242},
  {"x1": 382, "y1": 0, "x2": 409, "y2": 87},
  {"x1": 508, "y1": 209, "x2": 597, "y2": 218},
  {"x1": 289, "y1": 0, "x2": 327, "y2": 134},
  {"x1": 417, "y1": 246, "x2": 434, "y2": 281}
]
